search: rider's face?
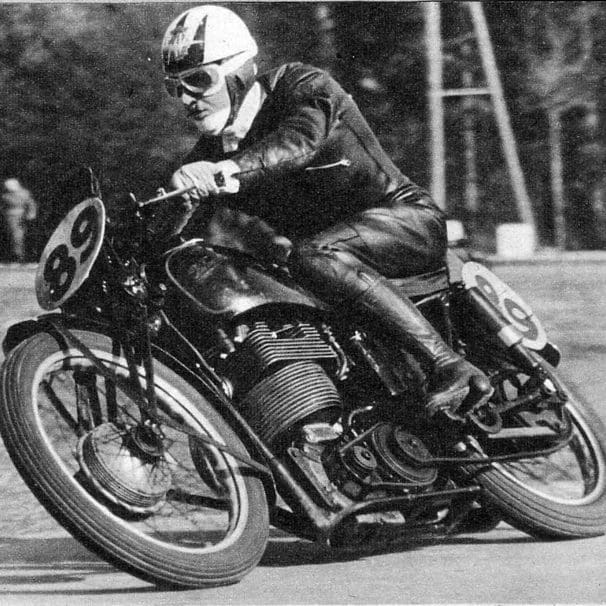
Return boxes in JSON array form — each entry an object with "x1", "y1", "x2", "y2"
[{"x1": 180, "y1": 80, "x2": 231, "y2": 136}]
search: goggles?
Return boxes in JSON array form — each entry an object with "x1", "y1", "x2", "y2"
[
  {"x1": 164, "y1": 64, "x2": 222, "y2": 98},
  {"x1": 164, "y1": 51, "x2": 253, "y2": 99}
]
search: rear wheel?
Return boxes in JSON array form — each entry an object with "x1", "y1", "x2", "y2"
[
  {"x1": 471, "y1": 359, "x2": 606, "y2": 539},
  {"x1": 0, "y1": 329, "x2": 269, "y2": 587}
]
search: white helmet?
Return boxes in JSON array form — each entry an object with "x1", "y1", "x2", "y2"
[
  {"x1": 162, "y1": 5, "x2": 257, "y2": 75},
  {"x1": 162, "y1": 6, "x2": 258, "y2": 128}
]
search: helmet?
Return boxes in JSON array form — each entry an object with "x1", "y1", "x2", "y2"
[
  {"x1": 162, "y1": 5, "x2": 257, "y2": 74},
  {"x1": 161, "y1": 5, "x2": 258, "y2": 127}
]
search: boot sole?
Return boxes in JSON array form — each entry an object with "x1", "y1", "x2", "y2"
[
  {"x1": 427, "y1": 386, "x2": 495, "y2": 416},
  {"x1": 426, "y1": 386, "x2": 470, "y2": 415}
]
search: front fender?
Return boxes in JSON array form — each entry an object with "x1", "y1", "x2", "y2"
[
  {"x1": 2, "y1": 312, "x2": 230, "y2": 404},
  {"x1": 3, "y1": 313, "x2": 117, "y2": 357},
  {"x1": 2, "y1": 312, "x2": 278, "y2": 504}
]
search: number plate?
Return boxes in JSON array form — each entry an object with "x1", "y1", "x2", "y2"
[
  {"x1": 461, "y1": 261, "x2": 547, "y2": 350},
  {"x1": 35, "y1": 198, "x2": 105, "y2": 310}
]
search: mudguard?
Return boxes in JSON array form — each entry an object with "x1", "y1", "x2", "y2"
[
  {"x1": 2, "y1": 313, "x2": 225, "y2": 399},
  {"x1": 1, "y1": 313, "x2": 278, "y2": 502}
]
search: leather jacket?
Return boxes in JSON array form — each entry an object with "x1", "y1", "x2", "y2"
[{"x1": 182, "y1": 63, "x2": 435, "y2": 241}]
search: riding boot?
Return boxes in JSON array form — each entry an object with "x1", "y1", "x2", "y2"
[
  {"x1": 349, "y1": 273, "x2": 493, "y2": 417},
  {"x1": 291, "y1": 247, "x2": 493, "y2": 417}
]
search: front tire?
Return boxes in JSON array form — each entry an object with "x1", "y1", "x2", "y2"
[{"x1": 0, "y1": 329, "x2": 269, "y2": 588}]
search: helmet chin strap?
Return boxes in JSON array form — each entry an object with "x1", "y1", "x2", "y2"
[{"x1": 224, "y1": 58, "x2": 258, "y2": 128}]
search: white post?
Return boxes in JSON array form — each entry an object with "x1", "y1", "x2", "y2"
[
  {"x1": 424, "y1": 2, "x2": 446, "y2": 211},
  {"x1": 547, "y1": 108, "x2": 566, "y2": 249}
]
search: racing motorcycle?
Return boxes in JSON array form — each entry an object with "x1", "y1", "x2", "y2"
[{"x1": 1, "y1": 169, "x2": 606, "y2": 589}]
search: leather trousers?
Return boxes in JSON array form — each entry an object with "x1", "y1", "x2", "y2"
[
  {"x1": 289, "y1": 196, "x2": 493, "y2": 414},
  {"x1": 289, "y1": 196, "x2": 455, "y2": 366}
]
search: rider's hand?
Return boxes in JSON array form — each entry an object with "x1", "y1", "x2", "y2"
[{"x1": 170, "y1": 160, "x2": 240, "y2": 203}]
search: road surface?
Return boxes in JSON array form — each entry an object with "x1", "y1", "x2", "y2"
[{"x1": 1, "y1": 259, "x2": 605, "y2": 605}]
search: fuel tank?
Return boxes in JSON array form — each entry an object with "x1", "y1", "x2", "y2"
[{"x1": 164, "y1": 241, "x2": 326, "y2": 320}]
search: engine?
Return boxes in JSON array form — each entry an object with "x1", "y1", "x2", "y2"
[
  {"x1": 216, "y1": 318, "x2": 438, "y2": 506},
  {"x1": 218, "y1": 320, "x2": 343, "y2": 449}
]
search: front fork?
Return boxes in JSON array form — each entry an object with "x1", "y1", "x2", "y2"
[{"x1": 462, "y1": 286, "x2": 569, "y2": 433}]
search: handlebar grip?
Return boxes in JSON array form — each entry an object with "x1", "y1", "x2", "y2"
[
  {"x1": 138, "y1": 170, "x2": 238, "y2": 207},
  {"x1": 137, "y1": 186, "x2": 196, "y2": 208}
]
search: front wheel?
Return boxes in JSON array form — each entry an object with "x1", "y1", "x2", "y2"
[
  {"x1": 471, "y1": 360, "x2": 606, "y2": 539},
  {"x1": 0, "y1": 329, "x2": 269, "y2": 588}
]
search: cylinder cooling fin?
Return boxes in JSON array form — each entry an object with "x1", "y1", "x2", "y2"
[
  {"x1": 238, "y1": 360, "x2": 341, "y2": 448},
  {"x1": 220, "y1": 320, "x2": 343, "y2": 449},
  {"x1": 220, "y1": 321, "x2": 340, "y2": 395}
]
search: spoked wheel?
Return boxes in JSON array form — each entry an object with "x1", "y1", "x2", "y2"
[
  {"x1": 0, "y1": 329, "x2": 269, "y2": 588},
  {"x1": 470, "y1": 358, "x2": 606, "y2": 539}
]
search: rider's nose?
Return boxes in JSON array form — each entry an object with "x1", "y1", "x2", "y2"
[
  {"x1": 182, "y1": 95, "x2": 207, "y2": 114},
  {"x1": 180, "y1": 90, "x2": 199, "y2": 106}
]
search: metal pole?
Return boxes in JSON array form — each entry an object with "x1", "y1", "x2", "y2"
[
  {"x1": 467, "y1": 2, "x2": 536, "y2": 231},
  {"x1": 424, "y1": 2, "x2": 446, "y2": 211}
]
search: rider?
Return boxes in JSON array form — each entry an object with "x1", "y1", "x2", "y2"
[{"x1": 160, "y1": 5, "x2": 493, "y2": 419}]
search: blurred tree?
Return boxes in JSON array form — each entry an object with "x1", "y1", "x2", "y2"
[
  {"x1": 330, "y1": 3, "x2": 428, "y2": 185},
  {"x1": 2, "y1": 2, "x2": 606, "y2": 255},
  {"x1": 494, "y1": 1, "x2": 606, "y2": 249},
  {"x1": 0, "y1": 3, "x2": 197, "y2": 240}
]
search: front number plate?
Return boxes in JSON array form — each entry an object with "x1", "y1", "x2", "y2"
[{"x1": 35, "y1": 198, "x2": 105, "y2": 310}]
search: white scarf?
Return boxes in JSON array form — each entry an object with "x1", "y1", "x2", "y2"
[{"x1": 221, "y1": 82, "x2": 267, "y2": 153}]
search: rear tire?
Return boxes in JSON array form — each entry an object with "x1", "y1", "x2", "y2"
[
  {"x1": 473, "y1": 362, "x2": 606, "y2": 539},
  {"x1": 0, "y1": 329, "x2": 269, "y2": 587}
]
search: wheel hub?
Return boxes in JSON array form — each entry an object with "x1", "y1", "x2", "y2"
[{"x1": 77, "y1": 422, "x2": 172, "y2": 513}]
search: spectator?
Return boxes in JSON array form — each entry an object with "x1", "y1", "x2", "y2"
[{"x1": 1, "y1": 178, "x2": 37, "y2": 262}]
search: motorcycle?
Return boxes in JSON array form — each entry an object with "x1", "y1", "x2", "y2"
[{"x1": 1, "y1": 169, "x2": 606, "y2": 588}]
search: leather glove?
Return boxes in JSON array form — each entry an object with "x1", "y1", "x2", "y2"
[{"x1": 170, "y1": 160, "x2": 240, "y2": 203}]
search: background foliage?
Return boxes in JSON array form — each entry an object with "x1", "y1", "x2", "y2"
[{"x1": 1, "y1": 1, "x2": 605, "y2": 257}]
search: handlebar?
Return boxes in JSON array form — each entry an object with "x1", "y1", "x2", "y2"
[
  {"x1": 137, "y1": 186, "x2": 198, "y2": 208},
  {"x1": 137, "y1": 172, "x2": 234, "y2": 208}
]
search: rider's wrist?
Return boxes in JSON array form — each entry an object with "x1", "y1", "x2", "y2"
[{"x1": 215, "y1": 160, "x2": 240, "y2": 193}]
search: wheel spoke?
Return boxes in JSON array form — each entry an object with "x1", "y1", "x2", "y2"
[
  {"x1": 40, "y1": 379, "x2": 80, "y2": 435},
  {"x1": 33, "y1": 354, "x2": 248, "y2": 551},
  {"x1": 495, "y1": 388, "x2": 602, "y2": 501}
]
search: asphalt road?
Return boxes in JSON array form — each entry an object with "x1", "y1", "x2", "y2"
[{"x1": 1, "y1": 259, "x2": 606, "y2": 605}]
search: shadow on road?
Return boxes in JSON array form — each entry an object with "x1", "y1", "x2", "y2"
[
  {"x1": 259, "y1": 525, "x2": 531, "y2": 567},
  {"x1": 0, "y1": 525, "x2": 533, "y2": 584},
  {"x1": 0, "y1": 536, "x2": 102, "y2": 567},
  {"x1": 0, "y1": 536, "x2": 157, "y2": 595}
]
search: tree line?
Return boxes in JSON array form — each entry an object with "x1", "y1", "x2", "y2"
[{"x1": 1, "y1": 1, "x2": 604, "y2": 257}]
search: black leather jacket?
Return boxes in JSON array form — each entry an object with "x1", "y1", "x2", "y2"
[{"x1": 184, "y1": 62, "x2": 433, "y2": 240}]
